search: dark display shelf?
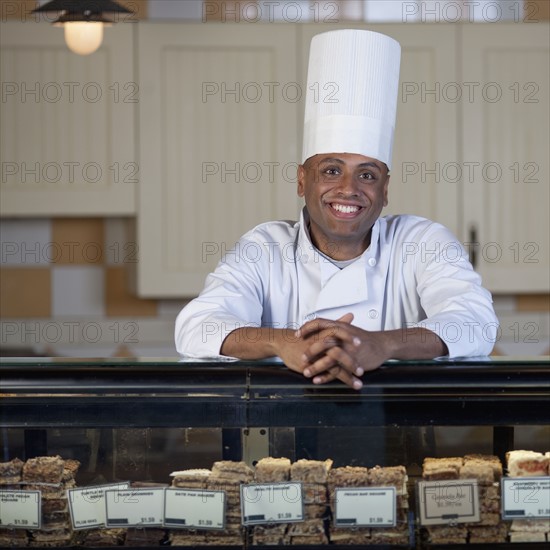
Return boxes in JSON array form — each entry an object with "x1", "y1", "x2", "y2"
[{"x1": 1, "y1": 357, "x2": 549, "y2": 428}]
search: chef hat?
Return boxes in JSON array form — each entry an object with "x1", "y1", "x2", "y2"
[{"x1": 302, "y1": 29, "x2": 401, "y2": 169}]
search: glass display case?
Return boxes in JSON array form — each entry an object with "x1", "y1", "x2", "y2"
[{"x1": 1, "y1": 357, "x2": 549, "y2": 548}]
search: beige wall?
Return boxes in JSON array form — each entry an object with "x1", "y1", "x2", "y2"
[{"x1": 532, "y1": 0, "x2": 550, "y2": 19}]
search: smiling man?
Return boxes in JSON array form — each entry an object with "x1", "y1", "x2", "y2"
[
  {"x1": 298, "y1": 154, "x2": 389, "y2": 260},
  {"x1": 175, "y1": 30, "x2": 498, "y2": 388}
]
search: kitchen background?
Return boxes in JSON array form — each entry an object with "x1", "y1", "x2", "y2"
[{"x1": 1, "y1": 0, "x2": 549, "y2": 358}]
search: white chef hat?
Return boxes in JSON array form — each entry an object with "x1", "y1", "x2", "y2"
[{"x1": 302, "y1": 29, "x2": 401, "y2": 169}]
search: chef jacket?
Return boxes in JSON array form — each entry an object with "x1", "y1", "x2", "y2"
[{"x1": 175, "y1": 209, "x2": 498, "y2": 359}]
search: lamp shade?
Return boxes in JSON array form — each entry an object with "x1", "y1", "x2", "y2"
[{"x1": 32, "y1": 0, "x2": 132, "y2": 15}]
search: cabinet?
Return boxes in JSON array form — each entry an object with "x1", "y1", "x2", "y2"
[
  {"x1": 1, "y1": 357, "x2": 549, "y2": 548},
  {"x1": 137, "y1": 23, "x2": 302, "y2": 297},
  {"x1": 461, "y1": 24, "x2": 550, "y2": 292},
  {"x1": 0, "y1": 22, "x2": 136, "y2": 216}
]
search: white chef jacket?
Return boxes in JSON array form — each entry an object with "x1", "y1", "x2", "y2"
[{"x1": 175, "y1": 210, "x2": 498, "y2": 359}]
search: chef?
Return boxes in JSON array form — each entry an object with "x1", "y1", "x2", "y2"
[{"x1": 175, "y1": 29, "x2": 498, "y2": 389}]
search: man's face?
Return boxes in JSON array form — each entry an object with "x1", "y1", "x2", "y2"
[{"x1": 297, "y1": 153, "x2": 389, "y2": 259}]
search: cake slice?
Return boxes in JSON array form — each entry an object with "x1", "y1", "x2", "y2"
[{"x1": 506, "y1": 450, "x2": 549, "y2": 477}]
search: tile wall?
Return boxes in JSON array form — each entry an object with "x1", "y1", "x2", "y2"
[
  {"x1": 1, "y1": 217, "x2": 548, "y2": 358},
  {"x1": 0, "y1": 218, "x2": 186, "y2": 357}
]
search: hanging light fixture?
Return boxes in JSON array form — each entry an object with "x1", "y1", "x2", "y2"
[{"x1": 32, "y1": 0, "x2": 133, "y2": 56}]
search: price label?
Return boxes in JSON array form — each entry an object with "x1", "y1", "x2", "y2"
[
  {"x1": 0, "y1": 490, "x2": 41, "y2": 530},
  {"x1": 68, "y1": 482, "x2": 129, "y2": 530},
  {"x1": 334, "y1": 487, "x2": 396, "y2": 527},
  {"x1": 502, "y1": 477, "x2": 550, "y2": 520},
  {"x1": 417, "y1": 479, "x2": 480, "y2": 526},
  {"x1": 241, "y1": 483, "x2": 303, "y2": 525},
  {"x1": 164, "y1": 489, "x2": 225, "y2": 529},
  {"x1": 105, "y1": 488, "x2": 164, "y2": 527}
]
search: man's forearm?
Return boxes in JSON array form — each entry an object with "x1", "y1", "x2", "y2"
[
  {"x1": 383, "y1": 327, "x2": 448, "y2": 360},
  {"x1": 220, "y1": 327, "x2": 294, "y2": 359},
  {"x1": 222, "y1": 326, "x2": 447, "y2": 362},
  {"x1": 221, "y1": 325, "x2": 447, "y2": 390}
]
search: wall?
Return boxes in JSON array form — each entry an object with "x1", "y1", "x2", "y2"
[
  {"x1": 1, "y1": 216, "x2": 549, "y2": 357},
  {"x1": 2, "y1": 0, "x2": 548, "y2": 22},
  {"x1": 0, "y1": 1, "x2": 548, "y2": 357},
  {"x1": 533, "y1": 0, "x2": 550, "y2": 19},
  {"x1": 0, "y1": 218, "x2": 184, "y2": 357}
]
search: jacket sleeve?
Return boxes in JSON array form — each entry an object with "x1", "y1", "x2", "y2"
[
  {"x1": 174, "y1": 237, "x2": 265, "y2": 358},
  {"x1": 407, "y1": 222, "x2": 499, "y2": 358}
]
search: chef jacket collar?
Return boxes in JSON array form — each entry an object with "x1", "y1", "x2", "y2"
[{"x1": 295, "y1": 208, "x2": 382, "y2": 311}]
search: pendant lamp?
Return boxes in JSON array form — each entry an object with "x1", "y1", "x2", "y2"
[{"x1": 32, "y1": 0, "x2": 133, "y2": 55}]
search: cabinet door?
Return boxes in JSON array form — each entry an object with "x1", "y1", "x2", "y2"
[
  {"x1": 0, "y1": 22, "x2": 136, "y2": 216},
  {"x1": 137, "y1": 23, "x2": 300, "y2": 297},
  {"x1": 461, "y1": 23, "x2": 549, "y2": 292},
  {"x1": 299, "y1": 24, "x2": 459, "y2": 234}
]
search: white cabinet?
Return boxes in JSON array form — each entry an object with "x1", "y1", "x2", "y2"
[
  {"x1": 461, "y1": 24, "x2": 549, "y2": 292},
  {"x1": 0, "y1": 22, "x2": 136, "y2": 216},
  {"x1": 137, "y1": 23, "x2": 301, "y2": 296}
]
